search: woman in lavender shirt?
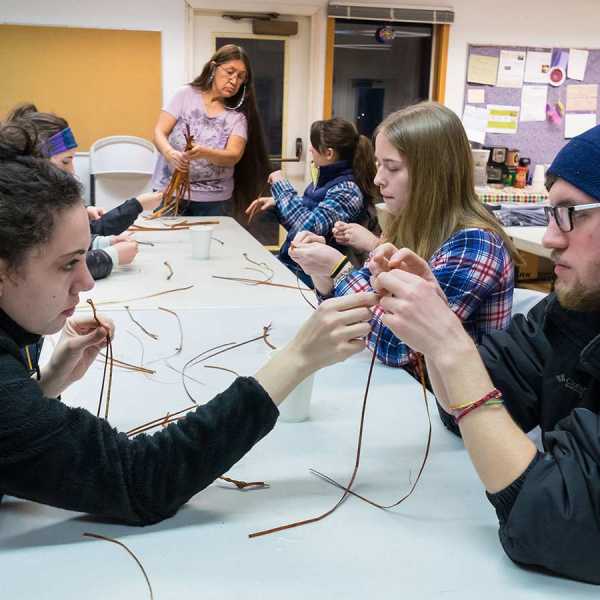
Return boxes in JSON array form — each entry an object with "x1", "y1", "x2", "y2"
[{"x1": 153, "y1": 45, "x2": 269, "y2": 217}]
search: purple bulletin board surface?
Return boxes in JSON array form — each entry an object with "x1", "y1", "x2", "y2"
[{"x1": 464, "y1": 44, "x2": 600, "y2": 173}]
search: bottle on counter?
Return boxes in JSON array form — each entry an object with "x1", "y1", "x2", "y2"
[
  {"x1": 517, "y1": 156, "x2": 531, "y2": 187},
  {"x1": 514, "y1": 166, "x2": 528, "y2": 188}
]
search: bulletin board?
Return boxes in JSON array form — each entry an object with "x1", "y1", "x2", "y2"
[
  {"x1": 463, "y1": 44, "x2": 600, "y2": 171},
  {"x1": 0, "y1": 24, "x2": 162, "y2": 151}
]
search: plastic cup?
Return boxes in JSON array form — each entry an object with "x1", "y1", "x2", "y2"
[
  {"x1": 190, "y1": 227, "x2": 213, "y2": 259},
  {"x1": 532, "y1": 164, "x2": 546, "y2": 189},
  {"x1": 278, "y1": 373, "x2": 315, "y2": 422}
]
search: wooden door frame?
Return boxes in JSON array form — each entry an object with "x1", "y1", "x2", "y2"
[
  {"x1": 432, "y1": 24, "x2": 450, "y2": 103},
  {"x1": 323, "y1": 17, "x2": 335, "y2": 118}
]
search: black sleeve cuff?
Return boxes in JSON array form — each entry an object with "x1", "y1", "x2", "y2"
[
  {"x1": 486, "y1": 452, "x2": 542, "y2": 524},
  {"x1": 131, "y1": 197, "x2": 143, "y2": 212}
]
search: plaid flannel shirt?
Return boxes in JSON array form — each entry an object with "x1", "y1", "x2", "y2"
[
  {"x1": 332, "y1": 228, "x2": 515, "y2": 368},
  {"x1": 271, "y1": 179, "x2": 364, "y2": 240}
]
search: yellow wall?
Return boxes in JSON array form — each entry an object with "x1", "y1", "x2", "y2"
[{"x1": 0, "y1": 24, "x2": 162, "y2": 151}]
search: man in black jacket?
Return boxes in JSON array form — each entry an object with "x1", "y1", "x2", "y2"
[{"x1": 369, "y1": 124, "x2": 600, "y2": 584}]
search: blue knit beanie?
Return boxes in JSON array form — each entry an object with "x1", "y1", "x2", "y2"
[{"x1": 547, "y1": 124, "x2": 600, "y2": 202}]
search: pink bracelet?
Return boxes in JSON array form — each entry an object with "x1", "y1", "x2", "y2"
[{"x1": 453, "y1": 388, "x2": 503, "y2": 424}]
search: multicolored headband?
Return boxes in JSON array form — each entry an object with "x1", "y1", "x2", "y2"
[{"x1": 42, "y1": 127, "x2": 78, "y2": 158}]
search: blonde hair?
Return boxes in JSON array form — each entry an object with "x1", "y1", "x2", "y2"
[{"x1": 377, "y1": 102, "x2": 520, "y2": 263}]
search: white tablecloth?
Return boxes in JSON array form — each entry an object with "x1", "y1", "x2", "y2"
[{"x1": 83, "y1": 217, "x2": 313, "y2": 310}]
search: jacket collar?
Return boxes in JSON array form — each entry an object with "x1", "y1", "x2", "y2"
[
  {"x1": 545, "y1": 294, "x2": 600, "y2": 376},
  {"x1": 315, "y1": 160, "x2": 353, "y2": 189},
  {"x1": 0, "y1": 308, "x2": 41, "y2": 349}
]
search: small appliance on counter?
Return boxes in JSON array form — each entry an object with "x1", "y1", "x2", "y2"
[
  {"x1": 471, "y1": 148, "x2": 490, "y2": 187},
  {"x1": 485, "y1": 146, "x2": 507, "y2": 185}
]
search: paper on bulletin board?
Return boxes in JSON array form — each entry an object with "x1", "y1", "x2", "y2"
[
  {"x1": 467, "y1": 88, "x2": 485, "y2": 104},
  {"x1": 462, "y1": 105, "x2": 488, "y2": 144},
  {"x1": 520, "y1": 85, "x2": 548, "y2": 121},
  {"x1": 568, "y1": 49, "x2": 589, "y2": 81},
  {"x1": 524, "y1": 50, "x2": 551, "y2": 84},
  {"x1": 497, "y1": 50, "x2": 526, "y2": 87},
  {"x1": 564, "y1": 113, "x2": 596, "y2": 138},
  {"x1": 487, "y1": 105, "x2": 520, "y2": 134},
  {"x1": 467, "y1": 54, "x2": 498, "y2": 85},
  {"x1": 566, "y1": 84, "x2": 598, "y2": 112}
]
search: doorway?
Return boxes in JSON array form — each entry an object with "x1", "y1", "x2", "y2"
[
  {"x1": 331, "y1": 20, "x2": 433, "y2": 138},
  {"x1": 192, "y1": 12, "x2": 311, "y2": 246}
]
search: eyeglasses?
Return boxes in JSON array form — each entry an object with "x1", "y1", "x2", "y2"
[
  {"x1": 217, "y1": 65, "x2": 247, "y2": 84},
  {"x1": 544, "y1": 202, "x2": 600, "y2": 232}
]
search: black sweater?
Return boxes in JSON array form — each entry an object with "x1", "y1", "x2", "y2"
[
  {"x1": 0, "y1": 308, "x2": 278, "y2": 525},
  {"x1": 89, "y1": 197, "x2": 143, "y2": 236}
]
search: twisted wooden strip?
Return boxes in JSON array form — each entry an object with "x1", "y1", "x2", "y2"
[
  {"x1": 212, "y1": 275, "x2": 310, "y2": 291},
  {"x1": 130, "y1": 220, "x2": 219, "y2": 232},
  {"x1": 249, "y1": 329, "x2": 383, "y2": 538},
  {"x1": 309, "y1": 355, "x2": 431, "y2": 510},
  {"x1": 87, "y1": 299, "x2": 113, "y2": 419},
  {"x1": 83, "y1": 533, "x2": 153, "y2": 600},
  {"x1": 97, "y1": 353, "x2": 155, "y2": 374},
  {"x1": 158, "y1": 306, "x2": 183, "y2": 353},
  {"x1": 163, "y1": 261, "x2": 174, "y2": 281},
  {"x1": 80, "y1": 285, "x2": 194, "y2": 308},
  {"x1": 125, "y1": 306, "x2": 158, "y2": 340},
  {"x1": 147, "y1": 124, "x2": 194, "y2": 218}
]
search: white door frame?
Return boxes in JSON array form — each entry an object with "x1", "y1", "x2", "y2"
[{"x1": 187, "y1": 7, "x2": 328, "y2": 186}]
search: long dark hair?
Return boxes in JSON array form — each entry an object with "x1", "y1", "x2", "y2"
[
  {"x1": 310, "y1": 118, "x2": 379, "y2": 205},
  {"x1": 191, "y1": 44, "x2": 270, "y2": 219},
  {"x1": 0, "y1": 122, "x2": 83, "y2": 271}
]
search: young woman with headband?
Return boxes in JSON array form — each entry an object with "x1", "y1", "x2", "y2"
[{"x1": 5, "y1": 103, "x2": 163, "y2": 280}]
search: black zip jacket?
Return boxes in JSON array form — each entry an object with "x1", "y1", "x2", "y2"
[
  {"x1": 89, "y1": 197, "x2": 143, "y2": 236},
  {"x1": 0, "y1": 309, "x2": 278, "y2": 525},
  {"x1": 469, "y1": 295, "x2": 600, "y2": 583}
]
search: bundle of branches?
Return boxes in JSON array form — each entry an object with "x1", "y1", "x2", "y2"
[{"x1": 149, "y1": 124, "x2": 193, "y2": 218}]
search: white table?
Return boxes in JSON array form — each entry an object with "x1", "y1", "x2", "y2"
[
  {"x1": 504, "y1": 226, "x2": 551, "y2": 259},
  {"x1": 1, "y1": 307, "x2": 597, "y2": 598},
  {"x1": 84, "y1": 216, "x2": 313, "y2": 310}
]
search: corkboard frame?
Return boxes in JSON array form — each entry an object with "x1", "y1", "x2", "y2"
[{"x1": 0, "y1": 24, "x2": 162, "y2": 151}]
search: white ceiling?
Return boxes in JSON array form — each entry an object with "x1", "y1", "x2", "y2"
[
  {"x1": 187, "y1": 1, "x2": 452, "y2": 17},
  {"x1": 187, "y1": 0, "x2": 327, "y2": 16}
]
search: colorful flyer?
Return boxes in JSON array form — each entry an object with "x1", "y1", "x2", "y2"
[{"x1": 487, "y1": 105, "x2": 520, "y2": 134}]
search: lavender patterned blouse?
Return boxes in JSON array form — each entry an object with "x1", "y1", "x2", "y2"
[{"x1": 152, "y1": 85, "x2": 248, "y2": 202}]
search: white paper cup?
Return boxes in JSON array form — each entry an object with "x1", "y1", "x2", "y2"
[
  {"x1": 190, "y1": 227, "x2": 213, "y2": 259},
  {"x1": 278, "y1": 373, "x2": 315, "y2": 423},
  {"x1": 532, "y1": 164, "x2": 546, "y2": 189},
  {"x1": 471, "y1": 148, "x2": 490, "y2": 168}
]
